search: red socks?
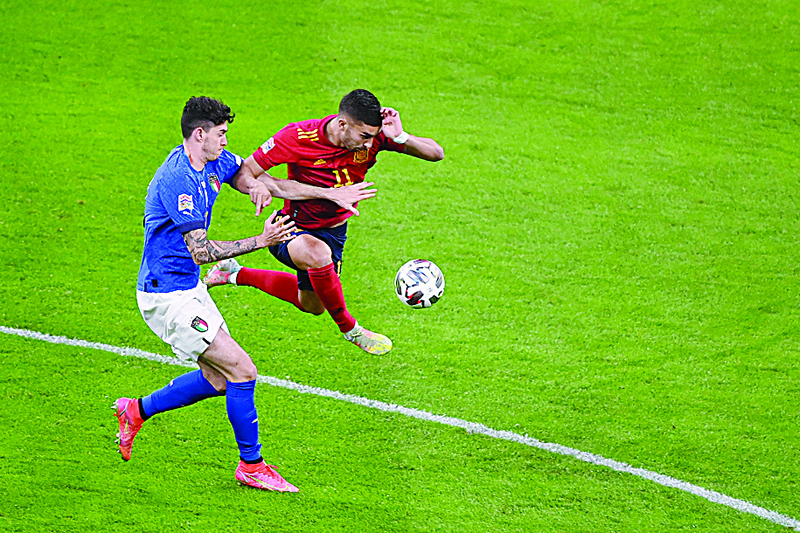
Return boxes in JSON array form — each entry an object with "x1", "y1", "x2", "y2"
[
  {"x1": 308, "y1": 263, "x2": 357, "y2": 333},
  {"x1": 236, "y1": 268, "x2": 305, "y2": 311},
  {"x1": 236, "y1": 263, "x2": 356, "y2": 334}
]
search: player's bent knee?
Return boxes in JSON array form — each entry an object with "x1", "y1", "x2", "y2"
[
  {"x1": 310, "y1": 251, "x2": 333, "y2": 268},
  {"x1": 230, "y1": 354, "x2": 258, "y2": 382},
  {"x1": 240, "y1": 363, "x2": 258, "y2": 382},
  {"x1": 291, "y1": 236, "x2": 332, "y2": 269},
  {"x1": 203, "y1": 331, "x2": 258, "y2": 382},
  {"x1": 225, "y1": 362, "x2": 257, "y2": 383}
]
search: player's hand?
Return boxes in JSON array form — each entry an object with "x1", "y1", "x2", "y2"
[
  {"x1": 327, "y1": 182, "x2": 377, "y2": 216},
  {"x1": 257, "y1": 211, "x2": 296, "y2": 248},
  {"x1": 249, "y1": 180, "x2": 273, "y2": 216},
  {"x1": 380, "y1": 107, "x2": 404, "y2": 140}
]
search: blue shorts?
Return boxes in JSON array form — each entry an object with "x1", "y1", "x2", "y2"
[{"x1": 269, "y1": 220, "x2": 348, "y2": 291}]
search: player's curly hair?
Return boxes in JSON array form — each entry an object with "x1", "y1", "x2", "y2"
[
  {"x1": 181, "y1": 96, "x2": 235, "y2": 139},
  {"x1": 339, "y1": 89, "x2": 382, "y2": 127}
]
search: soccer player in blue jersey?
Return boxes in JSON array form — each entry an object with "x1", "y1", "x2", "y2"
[{"x1": 114, "y1": 96, "x2": 375, "y2": 492}]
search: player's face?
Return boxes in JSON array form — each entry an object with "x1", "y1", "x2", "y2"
[
  {"x1": 201, "y1": 123, "x2": 229, "y2": 161},
  {"x1": 341, "y1": 119, "x2": 380, "y2": 151}
]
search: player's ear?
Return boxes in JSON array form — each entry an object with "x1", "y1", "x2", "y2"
[{"x1": 193, "y1": 127, "x2": 205, "y2": 142}]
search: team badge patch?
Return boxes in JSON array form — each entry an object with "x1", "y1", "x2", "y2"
[
  {"x1": 353, "y1": 149, "x2": 368, "y2": 164},
  {"x1": 313, "y1": 159, "x2": 326, "y2": 166},
  {"x1": 208, "y1": 174, "x2": 220, "y2": 193},
  {"x1": 191, "y1": 316, "x2": 208, "y2": 332},
  {"x1": 260, "y1": 137, "x2": 275, "y2": 154},
  {"x1": 178, "y1": 194, "x2": 193, "y2": 212}
]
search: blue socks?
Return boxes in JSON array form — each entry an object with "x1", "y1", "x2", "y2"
[
  {"x1": 140, "y1": 369, "x2": 223, "y2": 418},
  {"x1": 225, "y1": 380, "x2": 262, "y2": 462},
  {"x1": 138, "y1": 371, "x2": 262, "y2": 463}
]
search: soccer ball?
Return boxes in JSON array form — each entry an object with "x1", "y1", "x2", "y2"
[{"x1": 394, "y1": 259, "x2": 445, "y2": 308}]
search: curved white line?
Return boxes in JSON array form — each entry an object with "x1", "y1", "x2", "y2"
[{"x1": 2, "y1": 325, "x2": 797, "y2": 531}]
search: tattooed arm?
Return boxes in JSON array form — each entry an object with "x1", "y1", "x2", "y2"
[
  {"x1": 183, "y1": 230, "x2": 260, "y2": 265},
  {"x1": 183, "y1": 211, "x2": 295, "y2": 265}
]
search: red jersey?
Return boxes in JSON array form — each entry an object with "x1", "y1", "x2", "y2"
[{"x1": 252, "y1": 115, "x2": 406, "y2": 229}]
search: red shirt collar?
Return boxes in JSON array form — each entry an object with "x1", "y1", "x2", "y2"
[{"x1": 318, "y1": 115, "x2": 338, "y2": 147}]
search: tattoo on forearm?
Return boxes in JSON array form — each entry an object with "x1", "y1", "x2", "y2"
[{"x1": 184, "y1": 230, "x2": 259, "y2": 265}]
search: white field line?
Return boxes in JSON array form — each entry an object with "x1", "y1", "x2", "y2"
[{"x1": 2, "y1": 324, "x2": 798, "y2": 531}]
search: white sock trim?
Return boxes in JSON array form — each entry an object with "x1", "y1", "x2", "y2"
[{"x1": 344, "y1": 322, "x2": 360, "y2": 338}]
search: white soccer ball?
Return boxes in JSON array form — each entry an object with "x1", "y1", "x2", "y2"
[{"x1": 394, "y1": 259, "x2": 445, "y2": 308}]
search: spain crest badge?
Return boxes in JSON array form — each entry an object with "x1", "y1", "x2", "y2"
[{"x1": 353, "y1": 149, "x2": 368, "y2": 164}]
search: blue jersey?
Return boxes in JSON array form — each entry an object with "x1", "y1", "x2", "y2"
[{"x1": 137, "y1": 146, "x2": 242, "y2": 293}]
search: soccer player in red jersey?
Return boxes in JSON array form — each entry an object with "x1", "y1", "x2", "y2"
[{"x1": 204, "y1": 89, "x2": 444, "y2": 354}]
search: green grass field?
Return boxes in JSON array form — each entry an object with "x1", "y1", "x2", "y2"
[{"x1": 1, "y1": 0, "x2": 799, "y2": 531}]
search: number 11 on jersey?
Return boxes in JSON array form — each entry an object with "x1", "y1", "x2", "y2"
[{"x1": 333, "y1": 168, "x2": 353, "y2": 188}]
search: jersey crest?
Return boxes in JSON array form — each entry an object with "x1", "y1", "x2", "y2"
[
  {"x1": 353, "y1": 149, "x2": 368, "y2": 164},
  {"x1": 191, "y1": 316, "x2": 208, "y2": 332},
  {"x1": 208, "y1": 174, "x2": 220, "y2": 193},
  {"x1": 313, "y1": 159, "x2": 326, "y2": 166}
]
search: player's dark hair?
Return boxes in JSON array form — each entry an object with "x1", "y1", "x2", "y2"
[
  {"x1": 339, "y1": 89, "x2": 382, "y2": 127},
  {"x1": 181, "y1": 96, "x2": 235, "y2": 139}
]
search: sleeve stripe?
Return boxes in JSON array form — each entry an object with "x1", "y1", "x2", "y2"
[{"x1": 177, "y1": 220, "x2": 205, "y2": 234}]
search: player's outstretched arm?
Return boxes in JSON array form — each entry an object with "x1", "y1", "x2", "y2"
[
  {"x1": 235, "y1": 155, "x2": 378, "y2": 216},
  {"x1": 403, "y1": 135, "x2": 445, "y2": 162},
  {"x1": 381, "y1": 107, "x2": 444, "y2": 162},
  {"x1": 262, "y1": 174, "x2": 378, "y2": 216},
  {"x1": 183, "y1": 211, "x2": 295, "y2": 265}
]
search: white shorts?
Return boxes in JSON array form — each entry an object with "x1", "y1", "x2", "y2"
[{"x1": 136, "y1": 281, "x2": 228, "y2": 361}]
